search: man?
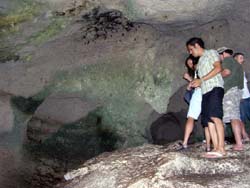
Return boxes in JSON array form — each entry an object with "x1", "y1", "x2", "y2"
[
  {"x1": 234, "y1": 52, "x2": 250, "y2": 142},
  {"x1": 186, "y1": 37, "x2": 225, "y2": 157},
  {"x1": 217, "y1": 47, "x2": 244, "y2": 151}
]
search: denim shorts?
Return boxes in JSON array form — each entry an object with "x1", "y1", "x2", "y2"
[
  {"x1": 201, "y1": 87, "x2": 224, "y2": 127},
  {"x1": 240, "y1": 97, "x2": 250, "y2": 123}
]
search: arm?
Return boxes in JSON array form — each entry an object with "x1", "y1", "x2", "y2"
[
  {"x1": 191, "y1": 61, "x2": 222, "y2": 88},
  {"x1": 183, "y1": 72, "x2": 193, "y2": 82},
  {"x1": 221, "y1": 69, "x2": 231, "y2": 77}
]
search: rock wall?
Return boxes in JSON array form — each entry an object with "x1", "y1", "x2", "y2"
[
  {"x1": 1, "y1": 0, "x2": 250, "y2": 187},
  {"x1": 1, "y1": 0, "x2": 250, "y2": 153}
]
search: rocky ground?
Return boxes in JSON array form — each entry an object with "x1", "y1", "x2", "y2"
[{"x1": 59, "y1": 142, "x2": 250, "y2": 188}]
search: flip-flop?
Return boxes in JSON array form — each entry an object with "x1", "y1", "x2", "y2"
[
  {"x1": 176, "y1": 144, "x2": 188, "y2": 151},
  {"x1": 233, "y1": 146, "x2": 244, "y2": 151},
  {"x1": 243, "y1": 137, "x2": 250, "y2": 143},
  {"x1": 205, "y1": 147, "x2": 211, "y2": 152},
  {"x1": 201, "y1": 151, "x2": 225, "y2": 159}
]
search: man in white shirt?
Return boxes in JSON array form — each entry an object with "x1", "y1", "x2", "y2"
[
  {"x1": 186, "y1": 37, "x2": 225, "y2": 157},
  {"x1": 234, "y1": 52, "x2": 250, "y2": 142}
]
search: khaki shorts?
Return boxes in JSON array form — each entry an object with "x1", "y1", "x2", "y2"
[{"x1": 223, "y1": 87, "x2": 242, "y2": 123}]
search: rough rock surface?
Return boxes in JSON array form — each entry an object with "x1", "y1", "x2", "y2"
[
  {"x1": 1, "y1": 0, "x2": 250, "y2": 187},
  {"x1": 33, "y1": 93, "x2": 100, "y2": 124},
  {"x1": 60, "y1": 143, "x2": 250, "y2": 188},
  {"x1": 0, "y1": 94, "x2": 14, "y2": 134},
  {"x1": 150, "y1": 111, "x2": 187, "y2": 145},
  {"x1": 43, "y1": 0, "x2": 234, "y2": 24}
]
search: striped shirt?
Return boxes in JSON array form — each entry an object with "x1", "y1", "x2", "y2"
[{"x1": 197, "y1": 49, "x2": 224, "y2": 94}]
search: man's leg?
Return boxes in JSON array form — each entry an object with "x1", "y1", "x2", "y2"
[
  {"x1": 240, "y1": 99, "x2": 249, "y2": 140},
  {"x1": 211, "y1": 117, "x2": 225, "y2": 154},
  {"x1": 183, "y1": 117, "x2": 195, "y2": 147},
  {"x1": 231, "y1": 119, "x2": 244, "y2": 149},
  {"x1": 208, "y1": 122, "x2": 218, "y2": 151},
  {"x1": 240, "y1": 120, "x2": 249, "y2": 141}
]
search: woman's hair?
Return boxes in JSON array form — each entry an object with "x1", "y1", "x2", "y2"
[{"x1": 185, "y1": 55, "x2": 199, "y2": 78}]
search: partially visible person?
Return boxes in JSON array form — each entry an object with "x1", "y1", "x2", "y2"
[
  {"x1": 183, "y1": 56, "x2": 196, "y2": 104},
  {"x1": 181, "y1": 55, "x2": 211, "y2": 151},
  {"x1": 234, "y1": 52, "x2": 250, "y2": 142},
  {"x1": 218, "y1": 47, "x2": 244, "y2": 151},
  {"x1": 186, "y1": 37, "x2": 225, "y2": 158}
]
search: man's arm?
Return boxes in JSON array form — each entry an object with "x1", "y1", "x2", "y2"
[
  {"x1": 191, "y1": 61, "x2": 222, "y2": 88},
  {"x1": 221, "y1": 69, "x2": 231, "y2": 77}
]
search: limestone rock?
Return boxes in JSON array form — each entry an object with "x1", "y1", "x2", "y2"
[
  {"x1": 34, "y1": 93, "x2": 100, "y2": 124},
  {"x1": 60, "y1": 143, "x2": 250, "y2": 188},
  {"x1": 0, "y1": 94, "x2": 14, "y2": 134},
  {"x1": 150, "y1": 111, "x2": 187, "y2": 145},
  {"x1": 43, "y1": 0, "x2": 234, "y2": 24},
  {"x1": 26, "y1": 93, "x2": 100, "y2": 143}
]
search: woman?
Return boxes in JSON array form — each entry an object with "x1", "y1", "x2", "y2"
[{"x1": 181, "y1": 55, "x2": 211, "y2": 152}]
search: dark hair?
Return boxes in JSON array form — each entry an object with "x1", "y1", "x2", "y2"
[
  {"x1": 186, "y1": 37, "x2": 205, "y2": 49},
  {"x1": 223, "y1": 49, "x2": 233, "y2": 55},
  {"x1": 185, "y1": 55, "x2": 199, "y2": 78},
  {"x1": 233, "y1": 52, "x2": 244, "y2": 58}
]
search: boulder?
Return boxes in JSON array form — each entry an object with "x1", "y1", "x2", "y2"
[
  {"x1": 34, "y1": 93, "x2": 100, "y2": 124},
  {"x1": 26, "y1": 93, "x2": 100, "y2": 143},
  {"x1": 150, "y1": 111, "x2": 187, "y2": 144}
]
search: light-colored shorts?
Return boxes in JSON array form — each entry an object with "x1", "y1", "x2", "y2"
[
  {"x1": 223, "y1": 87, "x2": 242, "y2": 123},
  {"x1": 187, "y1": 88, "x2": 202, "y2": 120}
]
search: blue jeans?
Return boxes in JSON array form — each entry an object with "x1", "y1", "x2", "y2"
[{"x1": 240, "y1": 97, "x2": 250, "y2": 123}]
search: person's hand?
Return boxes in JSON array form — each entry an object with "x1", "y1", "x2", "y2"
[
  {"x1": 187, "y1": 82, "x2": 192, "y2": 90},
  {"x1": 183, "y1": 73, "x2": 192, "y2": 82},
  {"x1": 191, "y1": 78, "x2": 202, "y2": 88}
]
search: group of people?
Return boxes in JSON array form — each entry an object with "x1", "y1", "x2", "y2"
[{"x1": 181, "y1": 37, "x2": 250, "y2": 158}]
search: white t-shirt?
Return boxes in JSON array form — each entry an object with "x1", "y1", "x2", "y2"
[{"x1": 242, "y1": 72, "x2": 250, "y2": 99}]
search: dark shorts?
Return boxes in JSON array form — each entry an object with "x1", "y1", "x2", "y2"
[
  {"x1": 240, "y1": 97, "x2": 250, "y2": 123},
  {"x1": 201, "y1": 87, "x2": 224, "y2": 127}
]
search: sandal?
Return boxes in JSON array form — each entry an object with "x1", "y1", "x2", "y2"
[
  {"x1": 201, "y1": 151, "x2": 226, "y2": 159},
  {"x1": 205, "y1": 147, "x2": 211, "y2": 152},
  {"x1": 177, "y1": 144, "x2": 188, "y2": 151},
  {"x1": 233, "y1": 145, "x2": 244, "y2": 151}
]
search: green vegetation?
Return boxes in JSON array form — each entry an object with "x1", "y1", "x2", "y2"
[
  {"x1": 0, "y1": 0, "x2": 70, "y2": 62},
  {"x1": 28, "y1": 17, "x2": 70, "y2": 45},
  {"x1": 0, "y1": 0, "x2": 40, "y2": 34},
  {"x1": 0, "y1": 0, "x2": 42, "y2": 62}
]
